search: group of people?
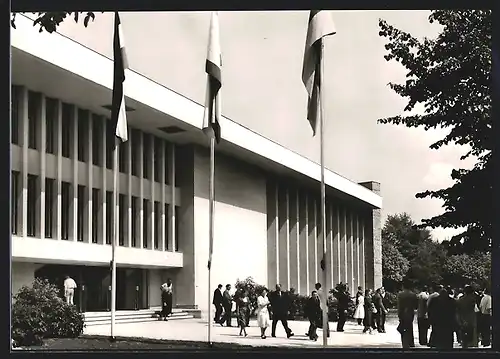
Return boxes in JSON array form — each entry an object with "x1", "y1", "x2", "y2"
[
  {"x1": 212, "y1": 283, "x2": 295, "y2": 339},
  {"x1": 353, "y1": 286, "x2": 390, "y2": 335},
  {"x1": 397, "y1": 279, "x2": 492, "y2": 349}
]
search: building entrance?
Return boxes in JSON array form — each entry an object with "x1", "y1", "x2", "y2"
[{"x1": 34, "y1": 264, "x2": 149, "y2": 312}]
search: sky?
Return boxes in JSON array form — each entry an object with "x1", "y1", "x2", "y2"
[{"x1": 54, "y1": 10, "x2": 473, "y2": 241}]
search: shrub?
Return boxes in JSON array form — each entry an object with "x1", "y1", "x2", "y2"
[
  {"x1": 234, "y1": 277, "x2": 267, "y2": 317},
  {"x1": 12, "y1": 278, "x2": 85, "y2": 347},
  {"x1": 384, "y1": 291, "x2": 398, "y2": 309}
]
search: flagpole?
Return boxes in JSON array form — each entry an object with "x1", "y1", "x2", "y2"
[
  {"x1": 111, "y1": 141, "x2": 119, "y2": 339},
  {"x1": 208, "y1": 133, "x2": 215, "y2": 345},
  {"x1": 319, "y1": 40, "x2": 328, "y2": 348}
]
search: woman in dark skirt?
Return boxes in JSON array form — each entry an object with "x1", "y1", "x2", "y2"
[
  {"x1": 236, "y1": 290, "x2": 251, "y2": 337},
  {"x1": 363, "y1": 289, "x2": 375, "y2": 334}
]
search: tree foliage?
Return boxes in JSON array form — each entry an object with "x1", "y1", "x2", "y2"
[
  {"x1": 378, "y1": 10, "x2": 492, "y2": 254},
  {"x1": 382, "y1": 240, "x2": 410, "y2": 292},
  {"x1": 443, "y1": 252, "x2": 491, "y2": 290},
  {"x1": 11, "y1": 12, "x2": 99, "y2": 33}
]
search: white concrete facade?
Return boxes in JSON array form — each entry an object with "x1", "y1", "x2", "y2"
[{"x1": 10, "y1": 14, "x2": 383, "y2": 316}]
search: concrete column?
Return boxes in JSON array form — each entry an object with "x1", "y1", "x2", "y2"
[
  {"x1": 339, "y1": 207, "x2": 347, "y2": 284},
  {"x1": 298, "y1": 190, "x2": 308, "y2": 295},
  {"x1": 38, "y1": 93, "x2": 46, "y2": 240},
  {"x1": 149, "y1": 135, "x2": 155, "y2": 250},
  {"x1": 359, "y1": 217, "x2": 366, "y2": 289},
  {"x1": 100, "y1": 116, "x2": 107, "y2": 245},
  {"x1": 307, "y1": 195, "x2": 315, "y2": 291},
  {"x1": 160, "y1": 140, "x2": 166, "y2": 251},
  {"x1": 70, "y1": 106, "x2": 78, "y2": 241},
  {"x1": 278, "y1": 185, "x2": 288, "y2": 289},
  {"x1": 138, "y1": 131, "x2": 144, "y2": 249},
  {"x1": 86, "y1": 112, "x2": 93, "y2": 244},
  {"x1": 169, "y1": 143, "x2": 176, "y2": 251},
  {"x1": 19, "y1": 87, "x2": 28, "y2": 239},
  {"x1": 55, "y1": 100, "x2": 62, "y2": 241},
  {"x1": 353, "y1": 214, "x2": 360, "y2": 292},
  {"x1": 315, "y1": 199, "x2": 322, "y2": 285},
  {"x1": 266, "y1": 179, "x2": 278, "y2": 289},
  {"x1": 347, "y1": 210, "x2": 354, "y2": 294},
  {"x1": 288, "y1": 188, "x2": 299, "y2": 292},
  {"x1": 326, "y1": 201, "x2": 333, "y2": 290},
  {"x1": 359, "y1": 181, "x2": 382, "y2": 291},
  {"x1": 126, "y1": 127, "x2": 132, "y2": 248},
  {"x1": 332, "y1": 205, "x2": 340, "y2": 285}
]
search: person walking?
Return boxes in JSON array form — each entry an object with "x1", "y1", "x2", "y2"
[
  {"x1": 479, "y1": 287, "x2": 492, "y2": 347},
  {"x1": 315, "y1": 283, "x2": 330, "y2": 337},
  {"x1": 456, "y1": 285, "x2": 478, "y2": 348},
  {"x1": 354, "y1": 289, "x2": 365, "y2": 326},
  {"x1": 397, "y1": 279, "x2": 418, "y2": 349},
  {"x1": 213, "y1": 284, "x2": 224, "y2": 324},
  {"x1": 269, "y1": 284, "x2": 294, "y2": 338},
  {"x1": 374, "y1": 288, "x2": 388, "y2": 333},
  {"x1": 305, "y1": 290, "x2": 322, "y2": 341},
  {"x1": 363, "y1": 289, "x2": 376, "y2": 334},
  {"x1": 236, "y1": 289, "x2": 250, "y2": 337},
  {"x1": 430, "y1": 286, "x2": 457, "y2": 349},
  {"x1": 63, "y1": 275, "x2": 77, "y2": 305},
  {"x1": 221, "y1": 284, "x2": 234, "y2": 327},
  {"x1": 416, "y1": 286, "x2": 430, "y2": 346},
  {"x1": 336, "y1": 283, "x2": 350, "y2": 332},
  {"x1": 427, "y1": 284, "x2": 443, "y2": 347},
  {"x1": 256, "y1": 288, "x2": 271, "y2": 339}
]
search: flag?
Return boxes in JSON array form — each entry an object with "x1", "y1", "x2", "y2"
[
  {"x1": 301, "y1": 10, "x2": 336, "y2": 136},
  {"x1": 202, "y1": 11, "x2": 222, "y2": 144},
  {"x1": 111, "y1": 12, "x2": 129, "y2": 145}
]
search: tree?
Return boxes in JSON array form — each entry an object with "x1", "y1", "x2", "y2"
[
  {"x1": 382, "y1": 240, "x2": 410, "y2": 292},
  {"x1": 378, "y1": 10, "x2": 492, "y2": 253},
  {"x1": 443, "y1": 252, "x2": 491, "y2": 289},
  {"x1": 11, "y1": 12, "x2": 99, "y2": 33}
]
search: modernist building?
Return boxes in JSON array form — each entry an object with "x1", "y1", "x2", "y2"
[{"x1": 11, "y1": 14, "x2": 382, "y2": 315}]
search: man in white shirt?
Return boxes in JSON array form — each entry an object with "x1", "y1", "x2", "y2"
[
  {"x1": 479, "y1": 288, "x2": 492, "y2": 347},
  {"x1": 314, "y1": 283, "x2": 330, "y2": 338},
  {"x1": 63, "y1": 276, "x2": 77, "y2": 305}
]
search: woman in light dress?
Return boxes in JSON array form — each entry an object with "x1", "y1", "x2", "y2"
[
  {"x1": 354, "y1": 290, "x2": 365, "y2": 326},
  {"x1": 256, "y1": 288, "x2": 271, "y2": 339}
]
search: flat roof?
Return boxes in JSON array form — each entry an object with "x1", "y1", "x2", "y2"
[{"x1": 11, "y1": 14, "x2": 382, "y2": 209}]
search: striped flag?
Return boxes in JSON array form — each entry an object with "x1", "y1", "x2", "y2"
[
  {"x1": 301, "y1": 11, "x2": 336, "y2": 136},
  {"x1": 111, "y1": 12, "x2": 129, "y2": 145},
  {"x1": 202, "y1": 11, "x2": 222, "y2": 144}
]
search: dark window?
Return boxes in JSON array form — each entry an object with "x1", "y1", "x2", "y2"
[
  {"x1": 45, "y1": 98, "x2": 57, "y2": 154},
  {"x1": 11, "y1": 86, "x2": 19, "y2": 145},
  {"x1": 61, "y1": 182, "x2": 70, "y2": 240},
  {"x1": 106, "y1": 120, "x2": 113, "y2": 170},
  {"x1": 28, "y1": 91, "x2": 39, "y2": 150},
  {"x1": 27, "y1": 175, "x2": 37, "y2": 237},
  {"x1": 131, "y1": 129, "x2": 139, "y2": 176},
  {"x1": 119, "y1": 139, "x2": 126, "y2": 173},
  {"x1": 77, "y1": 185, "x2": 85, "y2": 241},
  {"x1": 175, "y1": 206, "x2": 179, "y2": 251},
  {"x1": 11, "y1": 171, "x2": 19, "y2": 235},
  {"x1": 106, "y1": 191, "x2": 113, "y2": 244},
  {"x1": 45, "y1": 178, "x2": 55, "y2": 238},
  {"x1": 119, "y1": 194, "x2": 125, "y2": 246},
  {"x1": 153, "y1": 138, "x2": 160, "y2": 182},
  {"x1": 154, "y1": 201, "x2": 160, "y2": 249},
  {"x1": 77, "y1": 109, "x2": 88, "y2": 162},
  {"x1": 61, "y1": 104, "x2": 72, "y2": 158},
  {"x1": 92, "y1": 188, "x2": 100, "y2": 243},
  {"x1": 131, "y1": 196, "x2": 138, "y2": 247},
  {"x1": 165, "y1": 203, "x2": 169, "y2": 251},
  {"x1": 143, "y1": 133, "x2": 150, "y2": 179},
  {"x1": 92, "y1": 115, "x2": 102, "y2": 166},
  {"x1": 143, "y1": 199, "x2": 149, "y2": 248}
]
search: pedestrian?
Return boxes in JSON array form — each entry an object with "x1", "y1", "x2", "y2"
[
  {"x1": 213, "y1": 284, "x2": 224, "y2": 325},
  {"x1": 430, "y1": 286, "x2": 457, "y2": 349},
  {"x1": 269, "y1": 284, "x2": 294, "y2": 338},
  {"x1": 63, "y1": 275, "x2": 77, "y2": 305},
  {"x1": 236, "y1": 289, "x2": 250, "y2": 337},
  {"x1": 221, "y1": 284, "x2": 234, "y2": 327},
  {"x1": 354, "y1": 289, "x2": 365, "y2": 326},
  {"x1": 336, "y1": 283, "x2": 350, "y2": 332},
  {"x1": 479, "y1": 287, "x2": 492, "y2": 347},
  {"x1": 397, "y1": 279, "x2": 417, "y2": 349},
  {"x1": 363, "y1": 289, "x2": 375, "y2": 334},
  {"x1": 314, "y1": 283, "x2": 330, "y2": 337},
  {"x1": 456, "y1": 285, "x2": 478, "y2": 348},
  {"x1": 305, "y1": 290, "x2": 321, "y2": 341},
  {"x1": 427, "y1": 284, "x2": 443, "y2": 347},
  {"x1": 256, "y1": 288, "x2": 271, "y2": 339},
  {"x1": 416, "y1": 285, "x2": 430, "y2": 346},
  {"x1": 374, "y1": 287, "x2": 388, "y2": 333}
]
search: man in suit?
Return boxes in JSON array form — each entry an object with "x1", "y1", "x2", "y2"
[
  {"x1": 416, "y1": 286, "x2": 430, "y2": 345},
  {"x1": 269, "y1": 284, "x2": 294, "y2": 338},
  {"x1": 305, "y1": 290, "x2": 321, "y2": 341},
  {"x1": 427, "y1": 284, "x2": 443, "y2": 347},
  {"x1": 374, "y1": 287, "x2": 388, "y2": 333},
  {"x1": 213, "y1": 284, "x2": 224, "y2": 324},
  {"x1": 336, "y1": 283, "x2": 350, "y2": 332},
  {"x1": 221, "y1": 284, "x2": 233, "y2": 327},
  {"x1": 314, "y1": 283, "x2": 330, "y2": 337},
  {"x1": 397, "y1": 279, "x2": 418, "y2": 349}
]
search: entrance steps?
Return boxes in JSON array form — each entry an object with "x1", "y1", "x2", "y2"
[{"x1": 84, "y1": 308, "x2": 194, "y2": 326}]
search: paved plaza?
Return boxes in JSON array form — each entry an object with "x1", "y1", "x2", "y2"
[{"x1": 84, "y1": 318, "x2": 426, "y2": 348}]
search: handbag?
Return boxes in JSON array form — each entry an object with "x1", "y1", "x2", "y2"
[{"x1": 372, "y1": 305, "x2": 378, "y2": 314}]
